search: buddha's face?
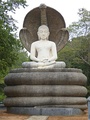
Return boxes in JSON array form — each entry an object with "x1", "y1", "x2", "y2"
[{"x1": 37, "y1": 25, "x2": 50, "y2": 40}]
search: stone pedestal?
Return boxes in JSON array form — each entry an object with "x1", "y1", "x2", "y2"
[
  {"x1": 7, "y1": 107, "x2": 84, "y2": 115},
  {"x1": 4, "y1": 68, "x2": 87, "y2": 115}
]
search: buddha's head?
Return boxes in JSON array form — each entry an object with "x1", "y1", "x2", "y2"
[{"x1": 37, "y1": 25, "x2": 50, "y2": 40}]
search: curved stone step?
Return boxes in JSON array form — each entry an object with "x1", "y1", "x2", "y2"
[
  {"x1": 5, "y1": 72, "x2": 87, "y2": 86},
  {"x1": 4, "y1": 85, "x2": 87, "y2": 97},
  {"x1": 4, "y1": 97, "x2": 87, "y2": 110},
  {"x1": 10, "y1": 68, "x2": 82, "y2": 73}
]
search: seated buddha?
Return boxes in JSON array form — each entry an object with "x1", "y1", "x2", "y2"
[{"x1": 22, "y1": 25, "x2": 66, "y2": 68}]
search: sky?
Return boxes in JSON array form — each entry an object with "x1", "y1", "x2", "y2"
[{"x1": 12, "y1": 0, "x2": 90, "y2": 37}]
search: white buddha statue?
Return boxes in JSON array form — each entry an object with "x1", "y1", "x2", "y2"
[{"x1": 22, "y1": 25, "x2": 66, "y2": 68}]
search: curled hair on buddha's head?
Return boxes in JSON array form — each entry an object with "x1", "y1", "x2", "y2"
[{"x1": 38, "y1": 25, "x2": 49, "y2": 31}]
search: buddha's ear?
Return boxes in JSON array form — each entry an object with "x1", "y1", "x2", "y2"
[
  {"x1": 48, "y1": 32, "x2": 50, "y2": 36},
  {"x1": 37, "y1": 32, "x2": 40, "y2": 39}
]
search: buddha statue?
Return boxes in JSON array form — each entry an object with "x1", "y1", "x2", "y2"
[
  {"x1": 22, "y1": 25, "x2": 66, "y2": 68},
  {"x1": 19, "y1": 4, "x2": 69, "y2": 68},
  {"x1": 4, "y1": 4, "x2": 87, "y2": 116}
]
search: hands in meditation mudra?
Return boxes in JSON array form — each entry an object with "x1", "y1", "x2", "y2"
[{"x1": 22, "y1": 25, "x2": 66, "y2": 68}]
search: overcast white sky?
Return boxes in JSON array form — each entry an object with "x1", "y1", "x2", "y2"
[{"x1": 12, "y1": 0, "x2": 90, "y2": 36}]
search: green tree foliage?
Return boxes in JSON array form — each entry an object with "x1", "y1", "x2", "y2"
[
  {"x1": 0, "y1": 0, "x2": 28, "y2": 100},
  {"x1": 0, "y1": 0, "x2": 29, "y2": 81},
  {"x1": 58, "y1": 8, "x2": 90, "y2": 90},
  {"x1": 0, "y1": 0, "x2": 27, "y2": 31},
  {"x1": 0, "y1": 0, "x2": 27, "y2": 73},
  {"x1": 12, "y1": 51, "x2": 29, "y2": 69},
  {"x1": 67, "y1": 8, "x2": 90, "y2": 68}
]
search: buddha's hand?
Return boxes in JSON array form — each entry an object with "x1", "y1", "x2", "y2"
[
  {"x1": 43, "y1": 59, "x2": 49, "y2": 63},
  {"x1": 39, "y1": 59, "x2": 49, "y2": 63}
]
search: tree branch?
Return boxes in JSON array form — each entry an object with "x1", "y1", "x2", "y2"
[{"x1": 78, "y1": 55, "x2": 90, "y2": 66}]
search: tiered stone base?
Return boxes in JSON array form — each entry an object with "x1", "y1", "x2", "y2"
[
  {"x1": 4, "y1": 68, "x2": 87, "y2": 115},
  {"x1": 7, "y1": 107, "x2": 84, "y2": 115}
]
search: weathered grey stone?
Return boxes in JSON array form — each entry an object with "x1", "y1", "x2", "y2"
[
  {"x1": 37, "y1": 104, "x2": 88, "y2": 111},
  {"x1": 7, "y1": 107, "x2": 84, "y2": 115},
  {"x1": 4, "y1": 97, "x2": 87, "y2": 110},
  {"x1": 7, "y1": 107, "x2": 40, "y2": 115},
  {"x1": 4, "y1": 67, "x2": 87, "y2": 112},
  {"x1": 5, "y1": 69, "x2": 87, "y2": 86},
  {"x1": 41, "y1": 107, "x2": 84, "y2": 116},
  {"x1": 4, "y1": 85, "x2": 87, "y2": 97},
  {"x1": 10, "y1": 68, "x2": 82, "y2": 73}
]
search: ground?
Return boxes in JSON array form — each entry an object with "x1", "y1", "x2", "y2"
[{"x1": 0, "y1": 109, "x2": 88, "y2": 120}]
